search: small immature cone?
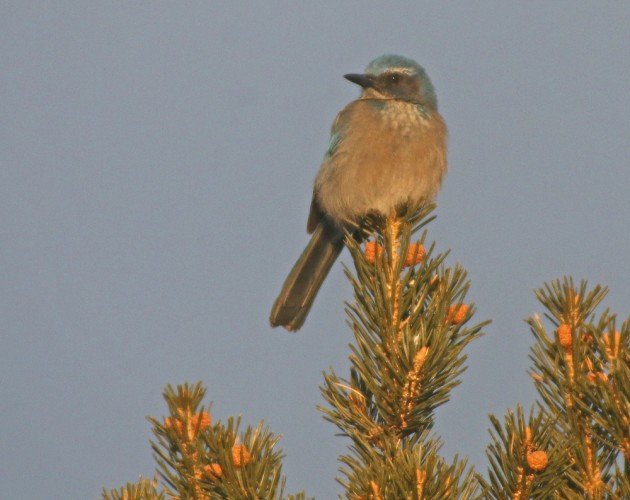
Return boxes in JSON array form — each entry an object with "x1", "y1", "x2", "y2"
[
  {"x1": 164, "y1": 417, "x2": 185, "y2": 436},
  {"x1": 556, "y1": 324, "x2": 573, "y2": 350},
  {"x1": 586, "y1": 371, "x2": 608, "y2": 383},
  {"x1": 231, "y1": 444, "x2": 251, "y2": 468},
  {"x1": 526, "y1": 450, "x2": 549, "y2": 472},
  {"x1": 364, "y1": 241, "x2": 384, "y2": 264},
  {"x1": 184, "y1": 411, "x2": 212, "y2": 440},
  {"x1": 404, "y1": 243, "x2": 426, "y2": 267},
  {"x1": 204, "y1": 463, "x2": 223, "y2": 479},
  {"x1": 164, "y1": 411, "x2": 211, "y2": 440},
  {"x1": 193, "y1": 411, "x2": 212, "y2": 429},
  {"x1": 446, "y1": 304, "x2": 469, "y2": 325},
  {"x1": 364, "y1": 241, "x2": 425, "y2": 267}
]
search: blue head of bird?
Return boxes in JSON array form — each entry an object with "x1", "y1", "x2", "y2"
[{"x1": 344, "y1": 54, "x2": 438, "y2": 111}]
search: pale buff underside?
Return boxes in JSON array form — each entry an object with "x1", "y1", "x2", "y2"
[{"x1": 314, "y1": 99, "x2": 448, "y2": 224}]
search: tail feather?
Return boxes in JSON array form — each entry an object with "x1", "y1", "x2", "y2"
[{"x1": 270, "y1": 222, "x2": 344, "y2": 331}]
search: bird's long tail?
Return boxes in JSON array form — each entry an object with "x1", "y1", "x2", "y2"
[{"x1": 270, "y1": 222, "x2": 344, "y2": 331}]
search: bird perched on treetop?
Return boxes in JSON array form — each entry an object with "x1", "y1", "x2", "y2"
[{"x1": 270, "y1": 54, "x2": 447, "y2": 331}]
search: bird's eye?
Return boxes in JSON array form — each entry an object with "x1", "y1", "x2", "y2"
[{"x1": 389, "y1": 73, "x2": 401, "y2": 83}]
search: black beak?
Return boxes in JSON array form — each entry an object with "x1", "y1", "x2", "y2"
[{"x1": 344, "y1": 73, "x2": 376, "y2": 89}]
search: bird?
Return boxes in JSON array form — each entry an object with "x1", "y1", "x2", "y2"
[{"x1": 270, "y1": 54, "x2": 447, "y2": 332}]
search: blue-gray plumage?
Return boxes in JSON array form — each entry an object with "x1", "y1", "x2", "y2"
[{"x1": 270, "y1": 55, "x2": 448, "y2": 331}]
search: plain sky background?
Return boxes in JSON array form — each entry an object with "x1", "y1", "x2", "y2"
[{"x1": 2, "y1": 2, "x2": 629, "y2": 498}]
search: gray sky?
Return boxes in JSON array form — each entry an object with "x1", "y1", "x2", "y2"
[{"x1": 2, "y1": 2, "x2": 629, "y2": 498}]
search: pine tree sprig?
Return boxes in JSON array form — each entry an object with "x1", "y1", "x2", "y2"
[
  {"x1": 102, "y1": 477, "x2": 165, "y2": 500},
  {"x1": 339, "y1": 436, "x2": 480, "y2": 499},
  {"x1": 319, "y1": 204, "x2": 488, "y2": 495},
  {"x1": 526, "y1": 278, "x2": 628, "y2": 497},
  {"x1": 147, "y1": 382, "x2": 291, "y2": 499},
  {"x1": 480, "y1": 405, "x2": 568, "y2": 499},
  {"x1": 104, "y1": 382, "x2": 308, "y2": 498}
]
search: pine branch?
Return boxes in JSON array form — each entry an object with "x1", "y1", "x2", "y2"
[
  {"x1": 102, "y1": 477, "x2": 165, "y2": 500},
  {"x1": 103, "y1": 217, "x2": 629, "y2": 499},
  {"x1": 479, "y1": 405, "x2": 568, "y2": 499},
  {"x1": 319, "y1": 204, "x2": 488, "y2": 497},
  {"x1": 525, "y1": 278, "x2": 628, "y2": 498},
  {"x1": 104, "y1": 382, "x2": 307, "y2": 499}
]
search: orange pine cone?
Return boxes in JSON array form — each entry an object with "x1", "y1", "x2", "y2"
[
  {"x1": 192, "y1": 411, "x2": 212, "y2": 430},
  {"x1": 164, "y1": 417, "x2": 184, "y2": 436},
  {"x1": 586, "y1": 371, "x2": 608, "y2": 383},
  {"x1": 446, "y1": 304, "x2": 469, "y2": 325},
  {"x1": 204, "y1": 463, "x2": 223, "y2": 479},
  {"x1": 404, "y1": 243, "x2": 426, "y2": 267},
  {"x1": 364, "y1": 241, "x2": 383, "y2": 264},
  {"x1": 526, "y1": 450, "x2": 548, "y2": 472},
  {"x1": 232, "y1": 444, "x2": 251, "y2": 468},
  {"x1": 556, "y1": 324, "x2": 573, "y2": 350}
]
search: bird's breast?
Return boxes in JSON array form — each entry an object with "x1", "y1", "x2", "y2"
[
  {"x1": 314, "y1": 100, "x2": 447, "y2": 224},
  {"x1": 378, "y1": 100, "x2": 429, "y2": 136}
]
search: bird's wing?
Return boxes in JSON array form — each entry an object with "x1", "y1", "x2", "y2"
[
  {"x1": 306, "y1": 195, "x2": 323, "y2": 234},
  {"x1": 307, "y1": 105, "x2": 354, "y2": 233}
]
